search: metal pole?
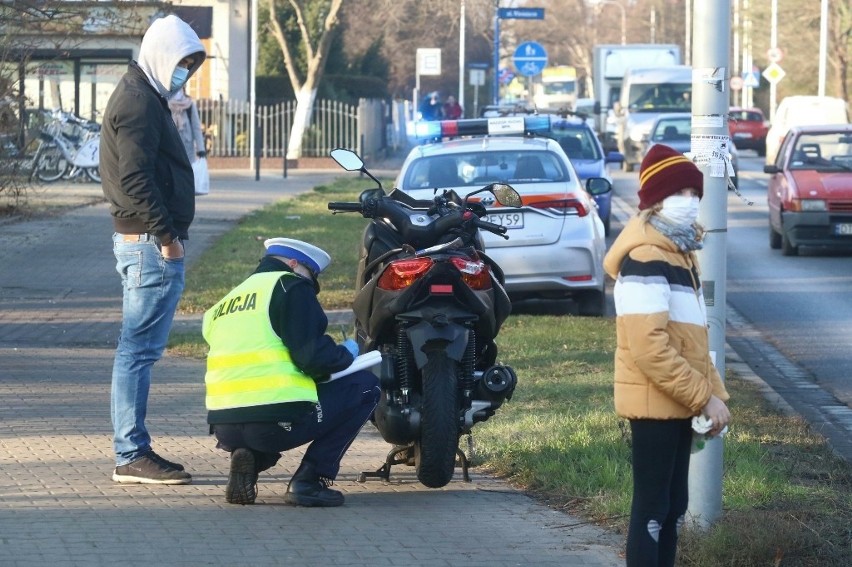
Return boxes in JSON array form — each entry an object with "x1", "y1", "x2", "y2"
[
  {"x1": 769, "y1": 0, "x2": 778, "y2": 121},
  {"x1": 741, "y1": 0, "x2": 750, "y2": 108},
  {"x1": 459, "y1": 0, "x2": 466, "y2": 113},
  {"x1": 249, "y1": 0, "x2": 257, "y2": 174},
  {"x1": 492, "y1": 1, "x2": 500, "y2": 105},
  {"x1": 688, "y1": 0, "x2": 731, "y2": 530},
  {"x1": 685, "y1": 0, "x2": 691, "y2": 65},
  {"x1": 818, "y1": 0, "x2": 828, "y2": 96}
]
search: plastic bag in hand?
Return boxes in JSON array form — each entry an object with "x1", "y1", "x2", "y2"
[{"x1": 342, "y1": 338, "x2": 359, "y2": 358}]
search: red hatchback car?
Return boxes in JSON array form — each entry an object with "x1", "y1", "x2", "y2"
[
  {"x1": 729, "y1": 107, "x2": 769, "y2": 156},
  {"x1": 763, "y1": 124, "x2": 852, "y2": 256}
]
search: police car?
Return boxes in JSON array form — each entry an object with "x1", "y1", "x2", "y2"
[{"x1": 395, "y1": 115, "x2": 611, "y2": 316}]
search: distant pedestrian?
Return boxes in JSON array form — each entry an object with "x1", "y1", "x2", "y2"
[
  {"x1": 99, "y1": 14, "x2": 206, "y2": 485},
  {"x1": 603, "y1": 144, "x2": 731, "y2": 567},
  {"x1": 203, "y1": 238, "x2": 380, "y2": 507},
  {"x1": 419, "y1": 92, "x2": 442, "y2": 121},
  {"x1": 442, "y1": 95, "x2": 463, "y2": 120}
]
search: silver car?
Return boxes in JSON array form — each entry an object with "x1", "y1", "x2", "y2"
[
  {"x1": 395, "y1": 133, "x2": 610, "y2": 316},
  {"x1": 642, "y1": 112, "x2": 739, "y2": 188}
]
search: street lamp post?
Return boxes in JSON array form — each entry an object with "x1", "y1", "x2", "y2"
[{"x1": 598, "y1": 0, "x2": 626, "y2": 45}]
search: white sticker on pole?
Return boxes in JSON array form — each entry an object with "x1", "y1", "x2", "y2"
[
  {"x1": 690, "y1": 135, "x2": 732, "y2": 178},
  {"x1": 692, "y1": 114, "x2": 724, "y2": 129},
  {"x1": 487, "y1": 116, "x2": 525, "y2": 135}
]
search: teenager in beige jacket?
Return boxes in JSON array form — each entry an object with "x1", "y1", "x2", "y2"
[{"x1": 603, "y1": 144, "x2": 731, "y2": 567}]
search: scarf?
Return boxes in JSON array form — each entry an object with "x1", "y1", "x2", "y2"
[
  {"x1": 649, "y1": 215, "x2": 704, "y2": 252},
  {"x1": 168, "y1": 90, "x2": 193, "y2": 130}
]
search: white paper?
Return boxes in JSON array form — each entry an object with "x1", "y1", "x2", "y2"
[{"x1": 330, "y1": 350, "x2": 382, "y2": 380}]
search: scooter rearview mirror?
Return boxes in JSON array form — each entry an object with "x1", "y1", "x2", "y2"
[
  {"x1": 330, "y1": 148, "x2": 364, "y2": 172},
  {"x1": 489, "y1": 183, "x2": 522, "y2": 207}
]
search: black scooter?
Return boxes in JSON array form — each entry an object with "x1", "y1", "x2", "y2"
[{"x1": 328, "y1": 148, "x2": 519, "y2": 488}]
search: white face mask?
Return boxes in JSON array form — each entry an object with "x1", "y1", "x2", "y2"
[{"x1": 659, "y1": 195, "x2": 700, "y2": 226}]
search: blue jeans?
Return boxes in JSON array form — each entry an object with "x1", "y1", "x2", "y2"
[{"x1": 111, "y1": 233, "x2": 185, "y2": 466}]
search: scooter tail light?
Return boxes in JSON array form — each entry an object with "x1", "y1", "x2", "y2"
[
  {"x1": 450, "y1": 257, "x2": 492, "y2": 290},
  {"x1": 377, "y1": 258, "x2": 434, "y2": 290}
]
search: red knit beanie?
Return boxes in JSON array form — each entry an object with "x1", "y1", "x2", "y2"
[{"x1": 637, "y1": 144, "x2": 704, "y2": 210}]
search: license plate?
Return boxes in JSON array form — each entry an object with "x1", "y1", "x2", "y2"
[
  {"x1": 833, "y1": 223, "x2": 852, "y2": 236},
  {"x1": 733, "y1": 132, "x2": 753, "y2": 139},
  {"x1": 486, "y1": 212, "x2": 524, "y2": 229}
]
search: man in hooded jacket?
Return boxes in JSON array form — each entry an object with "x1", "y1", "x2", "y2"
[{"x1": 100, "y1": 14, "x2": 206, "y2": 485}]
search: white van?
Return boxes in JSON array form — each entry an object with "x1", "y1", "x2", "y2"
[
  {"x1": 765, "y1": 96, "x2": 849, "y2": 164},
  {"x1": 615, "y1": 65, "x2": 692, "y2": 171}
]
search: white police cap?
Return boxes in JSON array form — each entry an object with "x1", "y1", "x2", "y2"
[{"x1": 263, "y1": 238, "x2": 331, "y2": 275}]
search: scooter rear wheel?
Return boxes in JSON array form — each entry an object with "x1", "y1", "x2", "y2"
[{"x1": 415, "y1": 350, "x2": 460, "y2": 488}]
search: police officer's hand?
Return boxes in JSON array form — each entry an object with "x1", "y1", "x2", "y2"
[{"x1": 342, "y1": 339, "x2": 359, "y2": 359}]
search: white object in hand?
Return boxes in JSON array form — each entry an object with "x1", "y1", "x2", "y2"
[
  {"x1": 692, "y1": 415, "x2": 728, "y2": 437},
  {"x1": 330, "y1": 350, "x2": 382, "y2": 380}
]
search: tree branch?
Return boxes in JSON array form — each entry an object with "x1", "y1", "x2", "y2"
[{"x1": 267, "y1": 0, "x2": 303, "y2": 92}]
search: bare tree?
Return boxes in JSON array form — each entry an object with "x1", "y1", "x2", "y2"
[
  {"x1": 266, "y1": 0, "x2": 344, "y2": 159},
  {"x1": 829, "y1": 0, "x2": 851, "y2": 102}
]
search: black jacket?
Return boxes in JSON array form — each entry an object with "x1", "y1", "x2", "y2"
[
  {"x1": 207, "y1": 256, "x2": 355, "y2": 425},
  {"x1": 99, "y1": 63, "x2": 194, "y2": 245}
]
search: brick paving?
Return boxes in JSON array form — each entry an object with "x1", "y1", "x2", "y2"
[{"x1": 0, "y1": 171, "x2": 623, "y2": 567}]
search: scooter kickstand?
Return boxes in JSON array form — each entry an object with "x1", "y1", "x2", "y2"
[{"x1": 358, "y1": 444, "x2": 412, "y2": 483}]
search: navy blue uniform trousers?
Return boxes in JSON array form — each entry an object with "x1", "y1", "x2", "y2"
[{"x1": 213, "y1": 370, "x2": 379, "y2": 479}]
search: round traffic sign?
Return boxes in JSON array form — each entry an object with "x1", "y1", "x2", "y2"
[
  {"x1": 513, "y1": 41, "x2": 548, "y2": 77},
  {"x1": 767, "y1": 47, "x2": 783, "y2": 63},
  {"x1": 730, "y1": 76, "x2": 744, "y2": 90}
]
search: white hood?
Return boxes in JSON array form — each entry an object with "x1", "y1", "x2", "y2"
[{"x1": 137, "y1": 14, "x2": 206, "y2": 98}]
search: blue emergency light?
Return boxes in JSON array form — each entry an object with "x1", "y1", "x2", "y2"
[{"x1": 412, "y1": 115, "x2": 552, "y2": 141}]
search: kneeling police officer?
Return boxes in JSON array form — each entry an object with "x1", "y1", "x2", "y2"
[{"x1": 202, "y1": 237, "x2": 379, "y2": 506}]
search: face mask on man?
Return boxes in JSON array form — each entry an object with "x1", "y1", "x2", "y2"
[
  {"x1": 170, "y1": 66, "x2": 190, "y2": 91},
  {"x1": 659, "y1": 194, "x2": 700, "y2": 226}
]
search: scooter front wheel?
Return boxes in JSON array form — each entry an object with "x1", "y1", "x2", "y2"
[{"x1": 415, "y1": 350, "x2": 460, "y2": 488}]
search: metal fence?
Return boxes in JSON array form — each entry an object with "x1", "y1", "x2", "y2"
[{"x1": 196, "y1": 97, "x2": 393, "y2": 159}]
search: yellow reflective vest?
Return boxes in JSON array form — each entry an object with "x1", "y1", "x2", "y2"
[{"x1": 202, "y1": 271, "x2": 319, "y2": 411}]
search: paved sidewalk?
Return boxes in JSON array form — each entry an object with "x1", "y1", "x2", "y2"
[{"x1": 0, "y1": 172, "x2": 623, "y2": 567}]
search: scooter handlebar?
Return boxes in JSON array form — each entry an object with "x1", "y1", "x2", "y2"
[
  {"x1": 327, "y1": 202, "x2": 363, "y2": 213},
  {"x1": 473, "y1": 217, "x2": 509, "y2": 238}
]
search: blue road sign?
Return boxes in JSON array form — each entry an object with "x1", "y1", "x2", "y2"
[
  {"x1": 498, "y1": 8, "x2": 545, "y2": 20},
  {"x1": 742, "y1": 71, "x2": 760, "y2": 88},
  {"x1": 513, "y1": 41, "x2": 548, "y2": 77}
]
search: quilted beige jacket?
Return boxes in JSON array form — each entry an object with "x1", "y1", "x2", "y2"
[{"x1": 603, "y1": 216, "x2": 729, "y2": 419}]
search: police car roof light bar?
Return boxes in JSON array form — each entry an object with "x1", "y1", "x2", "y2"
[{"x1": 413, "y1": 115, "x2": 552, "y2": 141}]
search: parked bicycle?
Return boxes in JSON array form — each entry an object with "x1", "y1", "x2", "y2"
[{"x1": 34, "y1": 109, "x2": 101, "y2": 183}]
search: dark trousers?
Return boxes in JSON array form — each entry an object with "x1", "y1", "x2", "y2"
[
  {"x1": 626, "y1": 418, "x2": 693, "y2": 567},
  {"x1": 213, "y1": 370, "x2": 380, "y2": 479}
]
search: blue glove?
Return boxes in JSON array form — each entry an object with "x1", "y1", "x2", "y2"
[{"x1": 342, "y1": 338, "x2": 359, "y2": 359}]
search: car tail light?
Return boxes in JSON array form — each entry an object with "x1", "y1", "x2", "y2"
[
  {"x1": 377, "y1": 258, "x2": 434, "y2": 290},
  {"x1": 564, "y1": 275, "x2": 593, "y2": 282},
  {"x1": 450, "y1": 257, "x2": 492, "y2": 290},
  {"x1": 528, "y1": 198, "x2": 589, "y2": 216}
]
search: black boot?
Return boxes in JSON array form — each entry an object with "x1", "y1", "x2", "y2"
[
  {"x1": 285, "y1": 461, "x2": 344, "y2": 507},
  {"x1": 225, "y1": 448, "x2": 258, "y2": 505}
]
